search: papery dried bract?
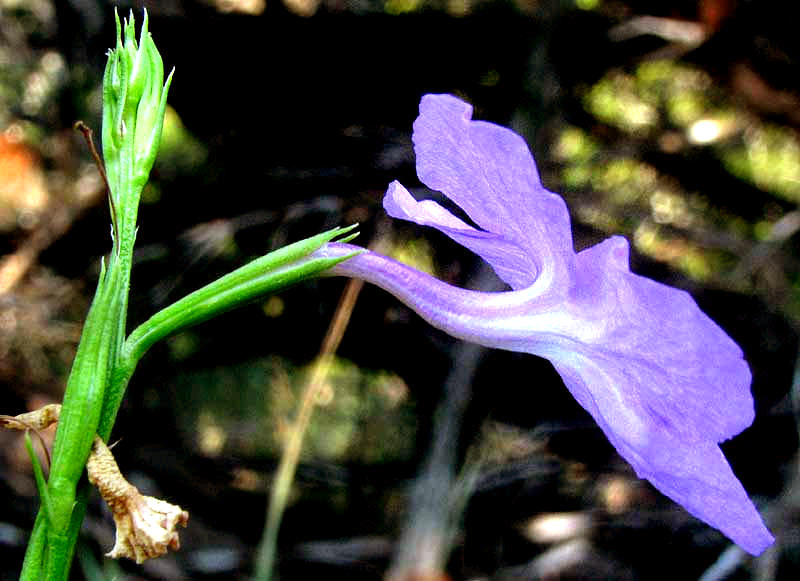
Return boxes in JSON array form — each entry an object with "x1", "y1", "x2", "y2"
[
  {"x1": 86, "y1": 437, "x2": 188, "y2": 564},
  {"x1": 0, "y1": 404, "x2": 61, "y2": 432},
  {"x1": 105, "y1": 494, "x2": 189, "y2": 563}
]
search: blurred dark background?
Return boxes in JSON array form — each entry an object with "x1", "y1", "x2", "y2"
[{"x1": 2, "y1": 0, "x2": 800, "y2": 579}]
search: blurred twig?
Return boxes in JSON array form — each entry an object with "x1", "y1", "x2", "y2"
[
  {"x1": 386, "y1": 263, "x2": 503, "y2": 581},
  {"x1": 253, "y1": 230, "x2": 383, "y2": 581},
  {"x1": 0, "y1": 194, "x2": 97, "y2": 295},
  {"x1": 609, "y1": 15, "x2": 707, "y2": 46}
]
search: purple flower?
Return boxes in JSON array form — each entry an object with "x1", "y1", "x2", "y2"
[{"x1": 318, "y1": 94, "x2": 773, "y2": 555}]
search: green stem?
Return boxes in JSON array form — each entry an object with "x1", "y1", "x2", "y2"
[
  {"x1": 19, "y1": 511, "x2": 47, "y2": 581},
  {"x1": 20, "y1": 256, "x2": 127, "y2": 580},
  {"x1": 18, "y1": 12, "x2": 152, "y2": 578}
]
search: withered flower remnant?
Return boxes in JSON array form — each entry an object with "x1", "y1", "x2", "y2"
[{"x1": 86, "y1": 437, "x2": 188, "y2": 564}]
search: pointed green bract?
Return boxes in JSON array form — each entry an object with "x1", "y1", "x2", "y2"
[
  {"x1": 123, "y1": 225, "x2": 363, "y2": 365},
  {"x1": 101, "y1": 226, "x2": 363, "y2": 440}
]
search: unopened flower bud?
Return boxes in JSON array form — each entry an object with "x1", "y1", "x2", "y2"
[{"x1": 102, "y1": 9, "x2": 173, "y2": 231}]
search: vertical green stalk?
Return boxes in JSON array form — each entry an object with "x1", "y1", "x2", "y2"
[
  {"x1": 18, "y1": 11, "x2": 171, "y2": 580},
  {"x1": 95, "y1": 8, "x2": 172, "y2": 442}
]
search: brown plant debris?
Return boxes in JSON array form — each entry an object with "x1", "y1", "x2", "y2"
[
  {"x1": 86, "y1": 436, "x2": 189, "y2": 563},
  {"x1": 0, "y1": 403, "x2": 61, "y2": 431},
  {"x1": 1, "y1": 403, "x2": 189, "y2": 563}
]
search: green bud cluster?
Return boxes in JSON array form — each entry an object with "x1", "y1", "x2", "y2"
[{"x1": 102, "y1": 9, "x2": 173, "y2": 246}]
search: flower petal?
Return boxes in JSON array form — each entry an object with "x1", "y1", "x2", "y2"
[
  {"x1": 538, "y1": 237, "x2": 768, "y2": 553},
  {"x1": 552, "y1": 355, "x2": 773, "y2": 555},
  {"x1": 411, "y1": 94, "x2": 573, "y2": 290},
  {"x1": 384, "y1": 181, "x2": 538, "y2": 289},
  {"x1": 560, "y1": 236, "x2": 754, "y2": 443}
]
